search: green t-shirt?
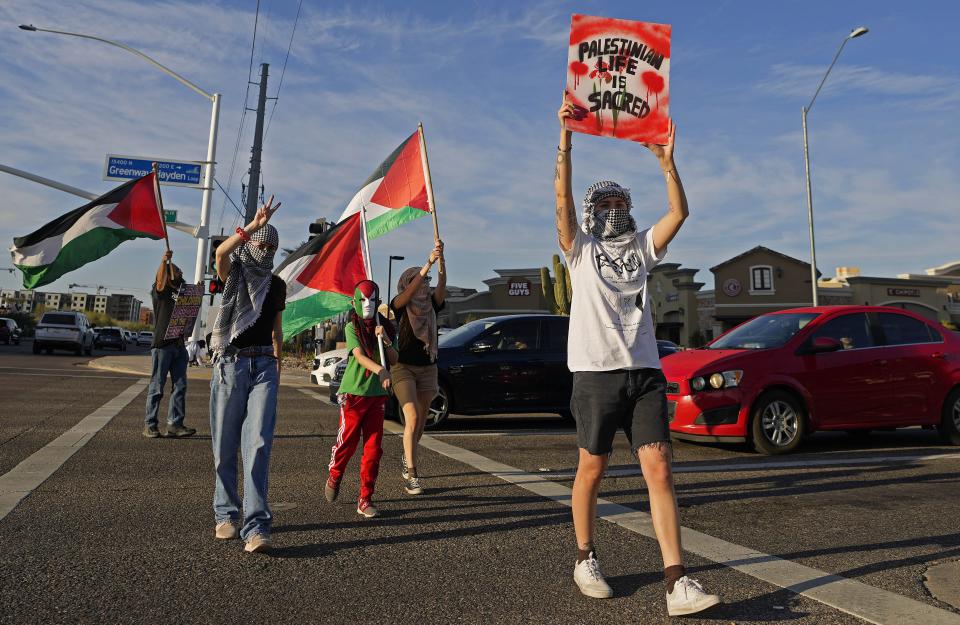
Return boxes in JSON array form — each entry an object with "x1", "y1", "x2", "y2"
[{"x1": 338, "y1": 321, "x2": 397, "y2": 397}]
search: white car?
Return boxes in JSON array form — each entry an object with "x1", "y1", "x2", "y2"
[
  {"x1": 137, "y1": 331, "x2": 154, "y2": 346},
  {"x1": 34, "y1": 311, "x2": 95, "y2": 355},
  {"x1": 311, "y1": 348, "x2": 349, "y2": 387}
]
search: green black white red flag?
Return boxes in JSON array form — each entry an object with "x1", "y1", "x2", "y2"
[
  {"x1": 10, "y1": 173, "x2": 166, "y2": 289},
  {"x1": 276, "y1": 130, "x2": 434, "y2": 337}
]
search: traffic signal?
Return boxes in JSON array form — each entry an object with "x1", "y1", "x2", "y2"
[
  {"x1": 208, "y1": 235, "x2": 229, "y2": 275},
  {"x1": 208, "y1": 278, "x2": 224, "y2": 295},
  {"x1": 308, "y1": 218, "x2": 330, "y2": 242}
]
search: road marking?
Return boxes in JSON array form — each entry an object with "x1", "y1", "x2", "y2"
[
  {"x1": 2, "y1": 372, "x2": 140, "y2": 379},
  {"x1": 0, "y1": 379, "x2": 147, "y2": 521}
]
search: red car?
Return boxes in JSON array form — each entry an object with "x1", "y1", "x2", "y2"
[{"x1": 663, "y1": 306, "x2": 960, "y2": 454}]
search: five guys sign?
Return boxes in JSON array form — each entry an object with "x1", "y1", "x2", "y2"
[{"x1": 565, "y1": 14, "x2": 671, "y2": 144}]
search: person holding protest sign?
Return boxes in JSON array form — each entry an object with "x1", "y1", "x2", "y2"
[
  {"x1": 391, "y1": 240, "x2": 445, "y2": 495},
  {"x1": 143, "y1": 251, "x2": 196, "y2": 439},
  {"x1": 324, "y1": 280, "x2": 398, "y2": 518},
  {"x1": 208, "y1": 196, "x2": 285, "y2": 553},
  {"x1": 555, "y1": 96, "x2": 720, "y2": 616}
]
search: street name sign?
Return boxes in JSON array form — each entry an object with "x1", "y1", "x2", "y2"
[{"x1": 103, "y1": 154, "x2": 204, "y2": 188}]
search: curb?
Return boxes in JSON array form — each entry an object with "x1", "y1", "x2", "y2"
[{"x1": 925, "y1": 560, "x2": 960, "y2": 612}]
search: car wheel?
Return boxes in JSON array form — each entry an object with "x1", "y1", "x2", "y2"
[
  {"x1": 424, "y1": 384, "x2": 450, "y2": 430},
  {"x1": 750, "y1": 390, "x2": 806, "y2": 455},
  {"x1": 33, "y1": 342, "x2": 41, "y2": 354},
  {"x1": 937, "y1": 387, "x2": 960, "y2": 446},
  {"x1": 85, "y1": 343, "x2": 93, "y2": 356},
  {"x1": 74, "y1": 344, "x2": 83, "y2": 356}
]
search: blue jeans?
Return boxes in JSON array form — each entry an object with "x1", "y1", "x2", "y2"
[
  {"x1": 144, "y1": 344, "x2": 188, "y2": 427},
  {"x1": 209, "y1": 354, "x2": 279, "y2": 540}
]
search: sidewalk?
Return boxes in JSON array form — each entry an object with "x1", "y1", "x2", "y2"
[{"x1": 88, "y1": 354, "x2": 315, "y2": 389}]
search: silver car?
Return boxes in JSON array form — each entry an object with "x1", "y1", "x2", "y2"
[{"x1": 34, "y1": 311, "x2": 95, "y2": 355}]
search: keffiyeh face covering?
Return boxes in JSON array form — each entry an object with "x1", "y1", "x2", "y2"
[{"x1": 581, "y1": 180, "x2": 637, "y2": 240}]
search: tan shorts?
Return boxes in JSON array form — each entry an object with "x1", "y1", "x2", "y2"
[{"x1": 392, "y1": 363, "x2": 438, "y2": 405}]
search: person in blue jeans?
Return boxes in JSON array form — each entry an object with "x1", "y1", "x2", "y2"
[
  {"x1": 208, "y1": 196, "x2": 284, "y2": 554},
  {"x1": 143, "y1": 251, "x2": 196, "y2": 439}
]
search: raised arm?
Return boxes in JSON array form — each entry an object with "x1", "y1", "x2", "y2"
[
  {"x1": 432, "y1": 239, "x2": 446, "y2": 306},
  {"x1": 155, "y1": 251, "x2": 173, "y2": 292},
  {"x1": 644, "y1": 120, "x2": 688, "y2": 255},
  {"x1": 215, "y1": 195, "x2": 281, "y2": 281},
  {"x1": 392, "y1": 244, "x2": 439, "y2": 310},
  {"x1": 555, "y1": 96, "x2": 578, "y2": 252}
]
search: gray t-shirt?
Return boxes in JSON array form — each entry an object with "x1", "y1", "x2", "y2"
[{"x1": 562, "y1": 226, "x2": 665, "y2": 371}]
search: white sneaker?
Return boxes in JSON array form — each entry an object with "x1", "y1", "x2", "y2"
[
  {"x1": 666, "y1": 576, "x2": 720, "y2": 616},
  {"x1": 573, "y1": 555, "x2": 613, "y2": 599},
  {"x1": 404, "y1": 476, "x2": 423, "y2": 495}
]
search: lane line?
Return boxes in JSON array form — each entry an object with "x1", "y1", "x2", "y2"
[
  {"x1": 0, "y1": 379, "x2": 148, "y2": 521},
  {"x1": 303, "y1": 387, "x2": 960, "y2": 622},
  {"x1": 2, "y1": 372, "x2": 142, "y2": 379}
]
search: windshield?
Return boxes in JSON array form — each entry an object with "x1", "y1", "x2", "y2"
[
  {"x1": 709, "y1": 313, "x2": 819, "y2": 350},
  {"x1": 41, "y1": 313, "x2": 78, "y2": 326},
  {"x1": 438, "y1": 319, "x2": 498, "y2": 347}
]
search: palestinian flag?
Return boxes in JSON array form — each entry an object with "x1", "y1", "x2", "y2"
[
  {"x1": 277, "y1": 130, "x2": 433, "y2": 336},
  {"x1": 335, "y1": 130, "x2": 432, "y2": 238},
  {"x1": 275, "y1": 215, "x2": 366, "y2": 337},
  {"x1": 10, "y1": 173, "x2": 165, "y2": 289}
]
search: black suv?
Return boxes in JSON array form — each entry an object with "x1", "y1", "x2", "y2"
[{"x1": 330, "y1": 314, "x2": 680, "y2": 428}]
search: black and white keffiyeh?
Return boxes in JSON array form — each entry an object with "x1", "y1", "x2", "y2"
[
  {"x1": 581, "y1": 180, "x2": 637, "y2": 241},
  {"x1": 210, "y1": 225, "x2": 279, "y2": 355}
]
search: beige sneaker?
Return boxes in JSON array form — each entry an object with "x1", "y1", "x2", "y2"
[
  {"x1": 244, "y1": 533, "x2": 273, "y2": 553},
  {"x1": 214, "y1": 521, "x2": 238, "y2": 540}
]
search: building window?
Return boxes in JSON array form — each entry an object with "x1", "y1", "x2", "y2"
[{"x1": 749, "y1": 265, "x2": 774, "y2": 294}]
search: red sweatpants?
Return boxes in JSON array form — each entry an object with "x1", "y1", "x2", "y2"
[{"x1": 328, "y1": 394, "x2": 386, "y2": 500}]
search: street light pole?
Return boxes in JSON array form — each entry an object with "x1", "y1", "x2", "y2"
[
  {"x1": 387, "y1": 255, "x2": 405, "y2": 311},
  {"x1": 19, "y1": 24, "x2": 220, "y2": 340},
  {"x1": 802, "y1": 26, "x2": 868, "y2": 306}
]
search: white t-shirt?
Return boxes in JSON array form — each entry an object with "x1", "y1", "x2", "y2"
[{"x1": 563, "y1": 226, "x2": 665, "y2": 371}]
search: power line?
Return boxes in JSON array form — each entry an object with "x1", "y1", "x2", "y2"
[
  {"x1": 214, "y1": 177, "x2": 245, "y2": 219},
  {"x1": 263, "y1": 0, "x2": 303, "y2": 142},
  {"x1": 216, "y1": 0, "x2": 261, "y2": 233}
]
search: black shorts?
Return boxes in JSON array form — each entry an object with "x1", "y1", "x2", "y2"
[{"x1": 571, "y1": 368, "x2": 670, "y2": 456}]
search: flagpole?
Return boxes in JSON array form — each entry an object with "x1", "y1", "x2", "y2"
[
  {"x1": 359, "y1": 201, "x2": 388, "y2": 369},
  {"x1": 417, "y1": 123, "x2": 441, "y2": 244},
  {"x1": 151, "y1": 163, "x2": 174, "y2": 281}
]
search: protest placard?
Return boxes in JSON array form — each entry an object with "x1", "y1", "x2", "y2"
[
  {"x1": 565, "y1": 14, "x2": 671, "y2": 144},
  {"x1": 163, "y1": 283, "x2": 204, "y2": 341}
]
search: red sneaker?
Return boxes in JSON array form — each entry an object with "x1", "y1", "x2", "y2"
[{"x1": 357, "y1": 497, "x2": 379, "y2": 518}]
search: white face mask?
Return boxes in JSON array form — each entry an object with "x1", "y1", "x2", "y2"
[{"x1": 361, "y1": 296, "x2": 376, "y2": 320}]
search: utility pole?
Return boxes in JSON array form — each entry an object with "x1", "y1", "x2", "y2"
[{"x1": 244, "y1": 63, "x2": 270, "y2": 223}]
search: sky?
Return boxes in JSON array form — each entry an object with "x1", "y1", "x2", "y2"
[{"x1": 1, "y1": 0, "x2": 958, "y2": 308}]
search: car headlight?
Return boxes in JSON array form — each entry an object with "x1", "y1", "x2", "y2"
[{"x1": 694, "y1": 370, "x2": 743, "y2": 391}]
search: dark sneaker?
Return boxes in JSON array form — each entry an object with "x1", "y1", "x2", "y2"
[
  {"x1": 143, "y1": 425, "x2": 160, "y2": 438},
  {"x1": 324, "y1": 478, "x2": 340, "y2": 503},
  {"x1": 357, "y1": 497, "x2": 379, "y2": 518},
  {"x1": 166, "y1": 424, "x2": 197, "y2": 438},
  {"x1": 404, "y1": 476, "x2": 423, "y2": 495}
]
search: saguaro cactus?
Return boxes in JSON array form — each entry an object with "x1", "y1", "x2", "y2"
[{"x1": 541, "y1": 254, "x2": 573, "y2": 315}]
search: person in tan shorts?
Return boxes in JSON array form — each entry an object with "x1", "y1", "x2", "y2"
[{"x1": 390, "y1": 240, "x2": 445, "y2": 495}]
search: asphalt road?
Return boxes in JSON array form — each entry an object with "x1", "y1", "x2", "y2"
[{"x1": 1, "y1": 344, "x2": 959, "y2": 624}]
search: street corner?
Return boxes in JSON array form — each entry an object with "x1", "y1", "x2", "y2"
[{"x1": 925, "y1": 560, "x2": 960, "y2": 612}]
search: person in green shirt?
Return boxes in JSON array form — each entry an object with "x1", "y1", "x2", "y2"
[{"x1": 325, "y1": 280, "x2": 398, "y2": 518}]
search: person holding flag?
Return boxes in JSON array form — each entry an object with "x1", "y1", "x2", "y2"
[
  {"x1": 391, "y1": 240, "x2": 445, "y2": 496},
  {"x1": 555, "y1": 96, "x2": 720, "y2": 615},
  {"x1": 207, "y1": 196, "x2": 285, "y2": 554},
  {"x1": 324, "y1": 280, "x2": 398, "y2": 518},
  {"x1": 143, "y1": 250, "x2": 196, "y2": 438}
]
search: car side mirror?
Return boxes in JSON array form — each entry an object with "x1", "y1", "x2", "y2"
[
  {"x1": 803, "y1": 336, "x2": 843, "y2": 355},
  {"x1": 470, "y1": 340, "x2": 493, "y2": 353}
]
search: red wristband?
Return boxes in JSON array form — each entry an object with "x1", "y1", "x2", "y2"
[{"x1": 236, "y1": 227, "x2": 251, "y2": 242}]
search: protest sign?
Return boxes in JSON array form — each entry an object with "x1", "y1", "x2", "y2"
[
  {"x1": 163, "y1": 283, "x2": 204, "y2": 341},
  {"x1": 565, "y1": 14, "x2": 671, "y2": 144}
]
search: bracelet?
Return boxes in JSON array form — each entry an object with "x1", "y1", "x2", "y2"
[{"x1": 236, "y1": 227, "x2": 251, "y2": 242}]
